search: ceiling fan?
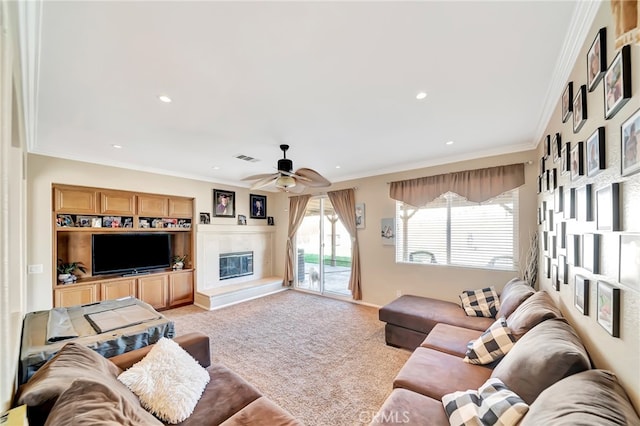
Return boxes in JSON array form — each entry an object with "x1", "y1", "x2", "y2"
[{"x1": 242, "y1": 144, "x2": 331, "y2": 192}]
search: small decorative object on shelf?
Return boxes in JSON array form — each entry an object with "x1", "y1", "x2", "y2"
[
  {"x1": 238, "y1": 215, "x2": 247, "y2": 225},
  {"x1": 57, "y1": 259, "x2": 87, "y2": 283},
  {"x1": 267, "y1": 216, "x2": 274, "y2": 226},
  {"x1": 172, "y1": 255, "x2": 187, "y2": 270}
]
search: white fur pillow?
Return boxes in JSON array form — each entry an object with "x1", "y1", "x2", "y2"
[{"x1": 117, "y1": 338, "x2": 210, "y2": 424}]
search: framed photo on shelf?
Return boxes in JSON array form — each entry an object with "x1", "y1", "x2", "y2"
[
  {"x1": 597, "y1": 281, "x2": 620, "y2": 337},
  {"x1": 573, "y1": 84, "x2": 587, "y2": 133},
  {"x1": 552, "y1": 133, "x2": 562, "y2": 163},
  {"x1": 576, "y1": 184, "x2": 593, "y2": 222},
  {"x1": 587, "y1": 28, "x2": 607, "y2": 92},
  {"x1": 586, "y1": 127, "x2": 606, "y2": 176},
  {"x1": 237, "y1": 214, "x2": 247, "y2": 225},
  {"x1": 91, "y1": 217, "x2": 102, "y2": 228},
  {"x1": 596, "y1": 183, "x2": 620, "y2": 231},
  {"x1": 199, "y1": 212, "x2": 210, "y2": 224},
  {"x1": 562, "y1": 82, "x2": 573, "y2": 123},
  {"x1": 619, "y1": 234, "x2": 640, "y2": 291},
  {"x1": 76, "y1": 216, "x2": 92, "y2": 227},
  {"x1": 570, "y1": 142, "x2": 584, "y2": 181},
  {"x1": 604, "y1": 45, "x2": 632, "y2": 120},
  {"x1": 582, "y1": 233, "x2": 601, "y2": 274},
  {"x1": 621, "y1": 108, "x2": 640, "y2": 177},
  {"x1": 249, "y1": 194, "x2": 267, "y2": 219},
  {"x1": 213, "y1": 189, "x2": 236, "y2": 218},
  {"x1": 574, "y1": 275, "x2": 590, "y2": 315}
]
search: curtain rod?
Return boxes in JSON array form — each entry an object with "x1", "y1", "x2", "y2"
[{"x1": 385, "y1": 161, "x2": 533, "y2": 184}]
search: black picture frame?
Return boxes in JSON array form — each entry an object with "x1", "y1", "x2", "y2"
[
  {"x1": 542, "y1": 231, "x2": 549, "y2": 252},
  {"x1": 575, "y1": 275, "x2": 590, "y2": 315},
  {"x1": 552, "y1": 133, "x2": 562, "y2": 163},
  {"x1": 543, "y1": 135, "x2": 551, "y2": 159},
  {"x1": 558, "y1": 254, "x2": 568, "y2": 285},
  {"x1": 537, "y1": 175, "x2": 543, "y2": 194},
  {"x1": 199, "y1": 212, "x2": 211, "y2": 224},
  {"x1": 556, "y1": 220, "x2": 566, "y2": 249},
  {"x1": 554, "y1": 185, "x2": 564, "y2": 213},
  {"x1": 544, "y1": 255, "x2": 551, "y2": 279},
  {"x1": 582, "y1": 233, "x2": 601, "y2": 274},
  {"x1": 249, "y1": 194, "x2": 267, "y2": 219},
  {"x1": 213, "y1": 189, "x2": 236, "y2": 217},
  {"x1": 552, "y1": 264, "x2": 559, "y2": 291},
  {"x1": 549, "y1": 168, "x2": 558, "y2": 192},
  {"x1": 570, "y1": 141, "x2": 584, "y2": 181},
  {"x1": 561, "y1": 142, "x2": 571, "y2": 175},
  {"x1": 597, "y1": 281, "x2": 620, "y2": 337},
  {"x1": 540, "y1": 157, "x2": 546, "y2": 175},
  {"x1": 621, "y1": 108, "x2": 640, "y2": 177},
  {"x1": 586, "y1": 127, "x2": 606, "y2": 176},
  {"x1": 237, "y1": 214, "x2": 247, "y2": 225},
  {"x1": 565, "y1": 187, "x2": 576, "y2": 220},
  {"x1": 604, "y1": 45, "x2": 632, "y2": 120},
  {"x1": 567, "y1": 234, "x2": 581, "y2": 266},
  {"x1": 596, "y1": 183, "x2": 620, "y2": 231},
  {"x1": 587, "y1": 28, "x2": 607, "y2": 92},
  {"x1": 546, "y1": 208, "x2": 554, "y2": 232},
  {"x1": 562, "y1": 82, "x2": 573, "y2": 123},
  {"x1": 576, "y1": 184, "x2": 593, "y2": 222},
  {"x1": 573, "y1": 84, "x2": 587, "y2": 133},
  {"x1": 267, "y1": 216, "x2": 274, "y2": 226},
  {"x1": 551, "y1": 235, "x2": 557, "y2": 259}
]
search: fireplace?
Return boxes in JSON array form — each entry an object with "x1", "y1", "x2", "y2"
[{"x1": 219, "y1": 251, "x2": 254, "y2": 280}]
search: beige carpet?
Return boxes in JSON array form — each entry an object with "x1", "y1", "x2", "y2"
[{"x1": 163, "y1": 290, "x2": 411, "y2": 426}]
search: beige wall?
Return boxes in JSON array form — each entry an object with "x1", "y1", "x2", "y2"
[{"x1": 536, "y1": 3, "x2": 640, "y2": 410}]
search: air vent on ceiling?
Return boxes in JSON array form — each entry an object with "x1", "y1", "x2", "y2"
[{"x1": 234, "y1": 154, "x2": 260, "y2": 163}]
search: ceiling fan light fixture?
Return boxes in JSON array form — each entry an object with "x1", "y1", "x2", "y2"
[{"x1": 275, "y1": 175, "x2": 296, "y2": 190}]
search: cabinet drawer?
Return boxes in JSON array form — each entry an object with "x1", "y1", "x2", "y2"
[
  {"x1": 54, "y1": 187, "x2": 98, "y2": 214},
  {"x1": 100, "y1": 191, "x2": 136, "y2": 215}
]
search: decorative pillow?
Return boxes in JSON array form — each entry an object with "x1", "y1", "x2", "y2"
[
  {"x1": 442, "y1": 378, "x2": 529, "y2": 426},
  {"x1": 460, "y1": 286, "x2": 500, "y2": 317},
  {"x1": 464, "y1": 317, "x2": 516, "y2": 365},
  {"x1": 45, "y1": 379, "x2": 163, "y2": 426},
  {"x1": 118, "y1": 337, "x2": 210, "y2": 424}
]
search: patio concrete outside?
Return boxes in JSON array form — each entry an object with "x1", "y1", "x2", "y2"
[{"x1": 297, "y1": 262, "x2": 351, "y2": 296}]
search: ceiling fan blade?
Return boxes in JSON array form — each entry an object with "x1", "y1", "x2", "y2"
[
  {"x1": 294, "y1": 168, "x2": 331, "y2": 187},
  {"x1": 250, "y1": 175, "x2": 279, "y2": 190},
  {"x1": 242, "y1": 173, "x2": 279, "y2": 181}
]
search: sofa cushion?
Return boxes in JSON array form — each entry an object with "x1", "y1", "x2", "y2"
[
  {"x1": 520, "y1": 370, "x2": 640, "y2": 426},
  {"x1": 219, "y1": 396, "x2": 302, "y2": 426},
  {"x1": 464, "y1": 317, "x2": 515, "y2": 365},
  {"x1": 393, "y1": 347, "x2": 492, "y2": 401},
  {"x1": 370, "y1": 389, "x2": 449, "y2": 425},
  {"x1": 442, "y1": 378, "x2": 529, "y2": 426},
  {"x1": 496, "y1": 278, "x2": 535, "y2": 319},
  {"x1": 491, "y1": 318, "x2": 591, "y2": 405},
  {"x1": 506, "y1": 291, "x2": 562, "y2": 339},
  {"x1": 459, "y1": 287, "x2": 500, "y2": 317},
  {"x1": 118, "y1": 338, "x2": 210, "y2": 424},
  {"x1": 44, "y1": 378, "x2": 162, "y2": 426},
  {"x1": 421, "y1": 324, "x2": 483, "y2": 358}
]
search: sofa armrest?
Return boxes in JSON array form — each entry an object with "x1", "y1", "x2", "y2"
[{"x1": 108, "y1": 332, "x2": 211, "y2": 370}]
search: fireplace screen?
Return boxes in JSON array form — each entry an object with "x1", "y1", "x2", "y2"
[{"x1": 219, "y1": 251, "x2": 254, "y2": 280}]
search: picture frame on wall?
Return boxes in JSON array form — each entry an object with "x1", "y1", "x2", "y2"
[
  {"x1": 619, "y1": 234, "x2": 640, "y2": 291},
  {"x1": 575, "y1": 275, "x2": 590, "y2": 315},
  {"x1": 582, "y1": 233, "x2": 601, "y2": 274},
  {"x1": 596, "y1": 183, "x2": 620, "y2": 231},
  {"x1": 543, "y1": 135, "x2": 551, "y2": 159},
  {"x1": 213, "y1": 189, "x2": 236, "y2": 218},
  {"x1": 561, "y1": 142, "x2": 571, "y2": 175},
  {"x1": 587, "y1": 28, "x2": 607, "y2": 92},
  {"x1": 540, "y1": 157, "x2": 546, "y2": 175},
  {"x1": 604, "y1": 45, "x2": 632, "y2": 120},
  {"x1": 576, "y1": 184, "x2": 593, "y2": 222},
  {"x1": 597, "y1": 281, "x2": 620, "y2": 337},
  {"x1": 558, "y1": 254, "x2": 568, "y2": 285},
  {"x1": 552, "y1": 133, "x2": 562, "y2": 163},
  {"x1": 355, "y1": 203, "x2": 365, "y2": 229},
  {"x1": 544, "y1": 256, "x2": 551, "y2": 279},
  {"x1": 249, "y1": 194, "x2": 267, "y2": 219},
  {"x1": 551, "y1": 264, "x2": 559, "y2": 291},
  {"x1": 573, "y1": 84, "x2": 587, "y2": 133},
  {"x1": 570, "y1": 142, "x2": 584, "y2": 181},
  {"x1": 556, "y1": 220, "x2": 566, "y2": 249},
  {"x1": 537, "y1": 175, "x2": 543, "y2": 194},
  {"x1": 199, "y1": 212, "x2": 210, "y2": 224},
  {"x1": 564, "y1": 187, "x2": 576, "y2": 220},
  {"x1": 554, "y1": 185, "x2": 564, "y2": 213},
  {"x1": 567, "y1": 234, "x2": 581, "y2": 266},
  {"x1": 562, "y1": 82, "x2": 573, "y2": 123},
  {"x1": 586, "y1": 127, "x2": 606, "y2": 176},
  {"x1": 381, "y1": 218, "x2": 396, "y2": 245},
  {"x1": 621, "y1": 108, "x2": 640, "y2": 177}
]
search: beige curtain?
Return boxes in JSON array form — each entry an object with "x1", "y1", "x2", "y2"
[
  {"x1": 327, "y1": 189, "x2": 362, "y2": 300},
  {"x1": 389, "y1": 163, "x2": 525, "y2": 207},
  {"x1": 283, "y1": 194, "x2": 311, "y2": 286}
]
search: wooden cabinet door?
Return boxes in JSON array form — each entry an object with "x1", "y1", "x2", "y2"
[
  {"x1": 54, "y1": 284, "x2": 98, "y2": 307},
  {"x1": 138, "y1": 195, "x2": 169, "y2": 217},
  {"x1": 137, "y1": 274, "x2": 169, "y2": 310},
  {"x1": 169, "y1": 271, "x2": 193, "y2": 307},
  {"x1": 168, "y1": 198, "x2": 193, "y2": 218},
  {"x1": 100, "y1": 279, "x2": 136, "y2": 301},
  {"x1": 54, "y1": 187, "x2": 98, "y2": 214},
  {"x1": 100, "y1": 191, "x2": 136, "y2": 215}
]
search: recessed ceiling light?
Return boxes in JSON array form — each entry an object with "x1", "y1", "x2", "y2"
[
  {"x1": 158, "y1": 95, "x2": 172, "y2": 103},
  {"x1": 111, "y1": 144, "x2": 122, "y2": 149},
  {"x1": 446, "y1": 140, "x2": 454, "y2": 145},
  {"x1": 336, "y1": 165, "x2": 341, "y2": 169},
  {"x1": 416, "y1": 91, "x2": 427, "y2": 100},
  {"x1": 212, "y1": 166, "x2": 220, "y2": 170}
]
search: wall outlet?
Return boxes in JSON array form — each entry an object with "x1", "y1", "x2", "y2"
[
  {"x1": 28, "y1": 264, "x2": 44, "y2": 274},
  {"x1": 396, "y1": 290, "x2": 402, "y2": 297}
]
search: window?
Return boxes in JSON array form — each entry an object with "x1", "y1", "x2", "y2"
[{"x1": 395, "y1": 189, "x2": 519, "y2": 271}]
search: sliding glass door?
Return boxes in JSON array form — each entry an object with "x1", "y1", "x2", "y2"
[{"x1": 295, "y1": 197, "x2": 351, "y2": 297}]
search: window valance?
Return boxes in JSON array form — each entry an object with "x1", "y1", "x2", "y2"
[{"x1": 389, "y1": 163, "x2": 525, "y2": 207}]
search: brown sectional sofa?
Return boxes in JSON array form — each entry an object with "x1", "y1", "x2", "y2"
[
  {"x1": 373, "y1": 279, "x2": 640, "y2": 425},
  {"x1": 15, "y1": 332, "x2": 301, "y2": 426}
]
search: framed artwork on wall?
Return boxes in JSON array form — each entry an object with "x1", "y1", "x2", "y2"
[
  {"x1": 381, "y1": 218, "x2": 395, "y2": 245},
  {"x1": 556, "y1": 221, "x2": 567, "y2": 249},
  {"x1": 576, "y1": 184, "x2": 593, "y2": 222},
  {"x1": 249, "y1": 194, "x2": 267, "y2": 219},
  {"x1": 543, "y1": 135, "x2": 551, "y2": 159},
  {"x1": 570, "y1": 142, "x2": 584, "y2": 181},
  {"x1": 561, "y1": 142, "x2": 571, "y2": 175},
  {"x1": 552, "y1": 133, "x2": 562, "y2": 163},
  {"x1": 587, "y1": 28, "x2": 607, "y2": 92},
  {"x1": 604, "y1": 45, "x2": 632, "y2": 120},
  {"x1": 567, "y1": 234, "x2": 581, "y2": 266},
  {"x1": 551, "y1": 264, "x2": 559, "y2": 291},
  {"x1": 564, "y1": 187, "x2": 576, "y2": 220},
  {"x1": 586, "y1": 127, "x2": 606, "y2": 176},
  {"x1": 574, "y1": 275, "x2": 590, "y2": 315},
  {"x1": 573, "y1": 84, "x2": 587, "y2": 133},
  {"x1": 621, "y1": 108, "x2": 640, "y2": 177},
  {"x1": 213, "y1": 189, "x2": 236, "y2": 218},
  {"x1": 558, "y1": 254, "x2": 568, "y2": 285},
  {"x1": 597, "y1": 281, "x2": 620, "y2": 337},
  {"x1": 544, "y1": 256, "x2": 551, "y2": 279},
  {"x1": 355, "y1": 203, "x2": 365, "y2": 229},
  {"x1": 554, "y1": 186, "x2": 564, "y2": 213},
  {"x1": 582, "y1": 233, "x2": 601, "y2": 274},
  {"x1": 596, "y1": 183, "x2": 620, "y2": 231},
  {"x1": 562, "y1": 82, "x2": 573, "y2": 123},
  {"x1": 619, "y1": 234, "x2": 640, "y2": 291}
]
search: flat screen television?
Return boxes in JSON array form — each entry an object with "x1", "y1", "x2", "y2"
[{"x1": 92, "y1": 233, "x2": 171, "y2": 276}]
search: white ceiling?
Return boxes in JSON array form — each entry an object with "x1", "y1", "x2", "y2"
[{"x1": 23, "y1": 1, "x2": 596, "y2": 189}]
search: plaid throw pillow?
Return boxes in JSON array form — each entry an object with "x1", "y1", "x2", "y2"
[
  {"x1": 442, "y1": 378, "x2": 529, "y2": 426},
  {"x1": 464, "y1": 317, "x2": 516, "y2": 365},
  {"x1": 460, "y1": 286, "x2": 500, "y2": 317}
]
